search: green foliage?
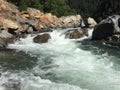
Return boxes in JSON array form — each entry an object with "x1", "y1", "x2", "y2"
[
  {"x1": 8, "y1": 0, "x2": 120, "y2": 21},
  {"x1": 43, "y1": 0, "x2": 74, "y2": 17},
  {"x1": 66, "y1": 0, "x2": 120, "y2": 22},
  {"x1": 94, "y1": 0, "x2": 120, "y2": 22},
  {"x1": 18, "y1": 5, "x2": 27, "y2": 11},
  {"x1": 7, "y1": 0, "x2": 74, "y2": 17},
  {"x1": 66, "y1": 0, "x2": 99, "y2": 19}
]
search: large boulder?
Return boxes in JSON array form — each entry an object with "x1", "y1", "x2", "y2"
[
  {"x1": 0, "y1": 38, "x2": 7, "y2": 50},
  {"x1": 92, "y1": 15, "x2": 120, "y2": 40},
  {"x1": 33, "y1": 33, "x2": 51, "y2": 43},
  {"x1": 65, "y1": 29, "x2": 88, "y2": 39},
  {"x1": 92, "y1": 23, "x2": 114, "y2": 40}
]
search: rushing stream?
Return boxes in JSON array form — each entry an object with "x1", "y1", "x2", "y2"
[{"x1": 0, "y1": 29, "x2": 120, "y2": 90}]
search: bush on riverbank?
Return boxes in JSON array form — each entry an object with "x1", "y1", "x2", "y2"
[{"x1": 7, "y1": 0, "x2": 74, "y2": 17}]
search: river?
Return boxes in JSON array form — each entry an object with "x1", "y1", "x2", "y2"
[{"x1": 0, "y1": 29, "x2": 120, "y2": 90}]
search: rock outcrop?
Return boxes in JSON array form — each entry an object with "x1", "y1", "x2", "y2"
[
  {"x1": 0, "y1": 0, "x2": 84, "y2": 46},
  {"x1": 33, "y1": 33, "x2": 51, "y2": 43}
]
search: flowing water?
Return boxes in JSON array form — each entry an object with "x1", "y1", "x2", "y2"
[{"x1": 0, "y1": 29, "x2": 120, "y2": 90}]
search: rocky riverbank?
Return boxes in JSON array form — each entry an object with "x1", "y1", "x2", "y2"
[
  {"x1": 0, "y1": 0, "x2": 120, "y2": 50},
  {"x1": 0, "y1": 0, "x2": 86, "y2": 50}
]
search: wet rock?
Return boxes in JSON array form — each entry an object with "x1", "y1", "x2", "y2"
[
  {"x1": 65, "y1": 29, "x2": 88, "y2": 39},
  {"x1": 92, "y1": 15, "x2": 120, "y2": 40},
  {"x1": 0, "y1": 30, "x2": 17, "y2": 43},
  {"x1": 0, "y1": 38, "x2": 7, "y2": 50},
  {"x1": 0, "y1": 30, "x2": 13, "y2": 38},
  {"x1": 92, "y1": 23, "x2": 114, "y2": 40},
  {"x1": 111, "y1": 35, "x2": 120, "y2": 41},
  {"x1": 33, "y1": 33, "x2": 51, "y2": 43},
  {"x1": 105, "y1": 41, "x2": 120, "y2": 46},
  {"x1": 118, "y1": 18, "x2": 120, "y2": 28}
]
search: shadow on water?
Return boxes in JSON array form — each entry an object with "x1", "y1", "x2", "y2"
[
  {"x1": 0, "y1": 49, "x2": 37, "y2": 71},
  {"x1": 77, "y1": 41, "x2": 120, "y2": 56},
  {"x1": 76, "y1": 40, "x2": 120, "y2": 70}
]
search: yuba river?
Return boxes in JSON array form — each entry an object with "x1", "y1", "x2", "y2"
[{"x1": 0, "y1": 29, "x2": 120, "y2": 90}]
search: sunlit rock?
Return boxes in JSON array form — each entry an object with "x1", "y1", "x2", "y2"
[
  {"x1": 87, "y1": 17, "x2": 97, "y2": 28},
  {"x1": 1, "y1": 19, "x2": 19, "y2": 29},
  {"x1": 27, "y1": 8, "x2": 44, "y2": 19},
  {"x1": 59, "y1": 15, "x2": 84, "y2": 28}
]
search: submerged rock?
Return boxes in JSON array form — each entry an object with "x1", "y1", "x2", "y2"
[
  {"x1": 33, "y1": 33, "x2": 51, "y2": 43},
  {"x1": 65, "y1": 28, "x2": 88, "y2": 39},
  {"x1": 0, "y1": 38, "x2": 7, "y2": 50}
]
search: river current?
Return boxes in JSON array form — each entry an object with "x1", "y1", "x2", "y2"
[{"x1": 0, "y1": 29, "x2": 120, "y2": 90}]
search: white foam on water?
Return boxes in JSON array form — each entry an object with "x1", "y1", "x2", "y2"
[
  {"x1": 6, "y1": 29, "x2": 120, "y2": 90},
  {"x1": 20, "y1": 75, "x2": 87, "y2": 90},
  {"x1": 0, "y1": 70, "x2": 86, "y2": 90},
  {"x1": 0, "y1": 87, "x2": 5, "y2": 90}
]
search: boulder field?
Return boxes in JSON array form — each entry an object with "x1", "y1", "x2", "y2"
[
  {"x1": 64, "y1": 15, "x2": 120, "y2": 47},
  {"x1": 0, "y1": 0, "x2": 85, "y2": 49}
]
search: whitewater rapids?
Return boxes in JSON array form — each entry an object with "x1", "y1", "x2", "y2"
[{"x1": 0, "y1": 29, "x2": 120, "y2": 90}]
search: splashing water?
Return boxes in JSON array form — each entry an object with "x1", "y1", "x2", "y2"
[{"x1": 0, "y1": 29, "x2": 120, "y2": 90}]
